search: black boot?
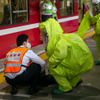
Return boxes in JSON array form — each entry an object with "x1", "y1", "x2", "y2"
[{"x1": 11, "y1": 85, "x2": 18, "y2": 95}]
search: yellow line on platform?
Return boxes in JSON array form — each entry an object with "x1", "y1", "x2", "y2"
[
  {"x1": 39, "y1": 52, "x2": 48, "y2": 60},
  {"x1": 0, "y1": 30, "x2": 95, "y2": 84},
  {"x1": 82, "y1": 30, "x2": 95, "y2": 39},
  {"x1": 0, "y1": 73, "x2": 5, "y2": 84}
]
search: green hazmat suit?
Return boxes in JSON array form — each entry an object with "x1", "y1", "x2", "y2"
[
  {"x1": 77, "y1": 11, "x2": 100, "y2": 61},
  {"x1": 39, "y1": 18, "x2": 94, "y2": 92}
]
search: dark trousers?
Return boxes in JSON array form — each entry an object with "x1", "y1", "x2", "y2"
[
  {"x1": 42, "y1": 15, "x2": 52, "y2": 22},
  {"x1": 54, "y1": 17, "x2": 57, "y2": 21},
  {"x1": 6, "y1": 63, "x2": 41, "y2": 90}
]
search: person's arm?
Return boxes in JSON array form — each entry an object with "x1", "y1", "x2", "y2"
[
  {"x1": 28, "y1": 50, "x2": 46, "y2": 71},
  {"x1": 76, "y1": 11, "x2": 92, "y2": 37},
  {"x1": 48, "y1": 38, "x2": 69, "y2": 68},
  {"x1": 40, "y1": 0, "x2": 46, "y2": 7}
]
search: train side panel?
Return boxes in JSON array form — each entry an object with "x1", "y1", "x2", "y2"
[
  {"x1": 0, "y1": 0, "x2": 78, "y2": 59},
  {"x1": 0, "y1": 0, "x2": 41, "y2": 59}
]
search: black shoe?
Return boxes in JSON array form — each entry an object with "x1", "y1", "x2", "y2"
[
  {"x1": 11, "y1": 86, "x2": 18, "y2": 95},
  {"x1": 28, "y1": 88, "x2": 39, "y2": 95},
  {"x1": 75, "y1": 80, "x2": 83, "y2": 88}
]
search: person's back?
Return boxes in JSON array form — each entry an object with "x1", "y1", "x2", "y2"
[{"x1": 59, "y1": 33, "x2": 93, "y2": 77}]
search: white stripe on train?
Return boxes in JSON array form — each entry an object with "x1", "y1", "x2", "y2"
[{"x1": 0, "y1": 16, "x2": 78, "y2": 36}]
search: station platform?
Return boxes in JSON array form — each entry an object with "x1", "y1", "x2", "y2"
[{"x1": 0, "y1": 28, "x2": 100, "y2": 100}]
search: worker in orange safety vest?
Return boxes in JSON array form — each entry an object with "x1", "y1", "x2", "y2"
[{"x1": 4, "y1": 34, "x2": 46, "y2": 95}]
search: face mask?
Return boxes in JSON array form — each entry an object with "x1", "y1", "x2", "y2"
[{"x1": 27, "y1": 43, "x2": 31, "y2": 49}]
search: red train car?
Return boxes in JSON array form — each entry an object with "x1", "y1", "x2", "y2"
[{"x1": 0, "y1": 0, "x2": 79, "y2": 59}]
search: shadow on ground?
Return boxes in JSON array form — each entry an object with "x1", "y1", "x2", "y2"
[{"x1": 29, "y1": 85, "x2": 100, "y2": 100}]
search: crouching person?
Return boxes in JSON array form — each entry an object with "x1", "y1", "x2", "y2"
[
  {"x1": 4, "y1": 34, "x2": 46, "y2": 95},
  {"x1": 39, "y1": 19, "x2": 94, "y2": 94}
]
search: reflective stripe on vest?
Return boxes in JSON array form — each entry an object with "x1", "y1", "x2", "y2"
[
  {"x1": 52, "y1": 4, "x2": 57, "y2": 17},
  {"x1": 45, "y1": 2, "x2": 52, "y2": 13},
  {"x1": 6, "y1": 64, "x2": 21, "y2": 67},
  {"x1": 4, "y1": 47, "x2": 28, "y2": 73}
]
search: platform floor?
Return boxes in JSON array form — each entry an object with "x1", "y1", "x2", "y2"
[{"x1": 0, "y1": 34, "x2": 100, "y2": 100}]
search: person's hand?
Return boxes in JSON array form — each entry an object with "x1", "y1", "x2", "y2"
[{"x1": 44, "y1": 63, "x2": 49, "y2": 75}]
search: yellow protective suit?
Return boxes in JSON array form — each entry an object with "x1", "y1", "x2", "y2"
[
  {"x1": 39, "y1": 18, "x2": 94, "y2": 92},
  {"x1": 77, "y1": 11, "x2": 100, "y2": 61}
]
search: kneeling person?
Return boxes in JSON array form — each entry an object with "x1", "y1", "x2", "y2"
[
  {"x1": 4, "y1": 34, "x2": 46, "y2": 95},
  {"x1": 39, "y1": 19, "x2": 94, "y2": 94}
]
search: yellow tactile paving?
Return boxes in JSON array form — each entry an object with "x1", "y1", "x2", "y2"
[
  {"x1": 82, "y1": 30, "x2": 95, "y2": 39},
  {"x1": 0, "y1": 73, "x2": 5, "y2": 84},
  {"x1": 39, "y1": 52, "x2": 48, "y2": 60},
  {"x1": 0, "y1": 30, "x2": 95, "y2": 84}
]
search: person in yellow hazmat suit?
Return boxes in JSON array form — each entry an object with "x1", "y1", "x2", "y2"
[
  {"x1": 77, "y1": 0, "x2": 100, "y2": 65},
  {"x1": 39, "y1": 18, "x2": 94, "y2": 94}
]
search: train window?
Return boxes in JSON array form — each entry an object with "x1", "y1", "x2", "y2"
[
  {"x1": 60, "y1": 0, "x2": 74, "y2": 17},
  {"x1": 0, "y1": 0, "x2": 11, "y2": 25},
  {"x1": 12, "y1": 0, "x2": 28, "y2": 24},
  {"x1": 0, "y1": 0, "x2": 28, "y2": 26}
]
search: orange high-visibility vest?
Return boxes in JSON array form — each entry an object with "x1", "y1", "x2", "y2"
[{"x1": 4, "y1": 47, "x2": 30, "y2": 73}]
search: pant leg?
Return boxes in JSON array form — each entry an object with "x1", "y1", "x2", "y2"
[
  {"x1": 69, "y1": 76, "x2": 81, "y2": 88},
  {"x1": 19, "y1": 63, "x2": 41, "y2": 89},
  {"x1": 27, "y1": 63, "x2": 41, "y2": 89},
  {"x1": 53, "y1": 75, "x2": 72, "y2": 92},
  {"x1": 96, "y1": 42, "x2": 100, "y2": 61},
  {"x1": 6, "y1": 63, "x2": 41, "y2": 90},
  {"x1": 6, "y1": 77, "x2": 16, "y2": 86}
]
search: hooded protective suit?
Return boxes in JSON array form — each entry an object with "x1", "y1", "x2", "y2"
[
  {"x1": 39, "y1": 18, "x2": 93, "y2": 92},
  {"x1": 77, "y1": 0, "x2": 100, "y2": 61}
]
